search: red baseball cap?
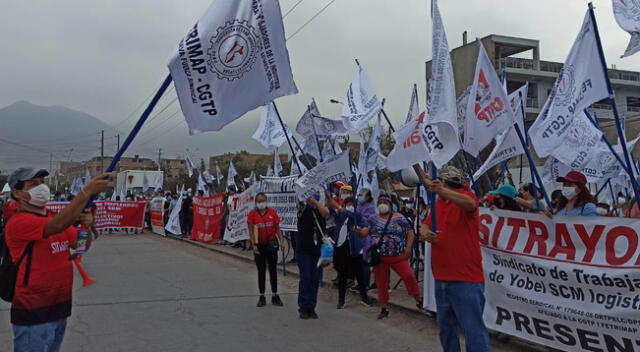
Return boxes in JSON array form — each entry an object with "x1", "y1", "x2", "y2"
[{"x1": 556, "y1": 171, "x2": 587, "y2": 187}]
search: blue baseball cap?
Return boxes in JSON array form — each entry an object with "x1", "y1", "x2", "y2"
[{"x1": 489, "y1": 184, "x2": 517, "y2": 200}]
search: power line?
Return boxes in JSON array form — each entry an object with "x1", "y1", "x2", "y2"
[
  {"x1": 286, "y1": 0, "x2": 337, "y2": 41},
  {"x1": 283, "y1": 0, "x2": 306, "y2": 18}
]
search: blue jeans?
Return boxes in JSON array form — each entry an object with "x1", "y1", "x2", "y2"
[
  {"x1": 297, "y1": 252, "x2": 322, "y2": 312},
  {"x1": 13, "y1": 318, "x2": 67, "y2": 352},
  {"x1": 435, "y1": 281, "x2": 490, "y2": 352}
]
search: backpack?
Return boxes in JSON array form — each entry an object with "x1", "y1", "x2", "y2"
[{"x1": 0, "y1": 230, "x2": 34, "y2": 302}]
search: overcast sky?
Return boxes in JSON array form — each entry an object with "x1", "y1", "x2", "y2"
[{"x1": 1, "y1": 0, "x2": 638, "y2": 162}]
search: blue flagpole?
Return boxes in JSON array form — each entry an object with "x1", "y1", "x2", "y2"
[
  {"x1": 271, "y1": 102, "x2": 304, "y2": 175},
  {"x1": 517, "y1": 90, "x2": 529, "y2": 184},
  {"x1": 461, "y1": 152, "x2": 481, "y2": 197},
  {"x1": 513, "y1": 123, "x2": 553, "y2": 210},
  {"x1": 588, "y1": 2, "x2": 640, "y2": 205},
  {"x1": 105, "y1": 74, "x2": 173, "y2": 173}
]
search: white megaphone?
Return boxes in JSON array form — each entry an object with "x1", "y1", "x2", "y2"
[{"x1": 399, "y1": 167, "x2": 421, "y2": 188}]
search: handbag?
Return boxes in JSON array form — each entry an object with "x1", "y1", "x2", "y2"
[{"x1": 364, "y1": 215, "x2": 393, "y2": 267}]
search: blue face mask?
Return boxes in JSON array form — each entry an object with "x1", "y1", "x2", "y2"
[
  {"x1": 357, "y1": 195, "x2": 365, "y2": 204},
  {"x1": 392, "y1": 204, "x2": 399, "y2": 212}
]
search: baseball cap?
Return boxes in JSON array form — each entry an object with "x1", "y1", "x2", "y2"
[
  {"x1": 340, "y1": 185, "x2": 352, "y2": 192},
  {"x1": 377, "y1": 194, "x2": 392, "y2": 204},
  {"x1": 439, "y1": 165, "x2": 463, "y2": 184},
  {"x1": 489, "y1": 184, "x2": 517, "y2": 200},
  {"x1": 8, "y1": 168, "x2": 49, "y2": 189},
  {"x1": 556, "y1": 171, "x2": 587, "y2": 187}
]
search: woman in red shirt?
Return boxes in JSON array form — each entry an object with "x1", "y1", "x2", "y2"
[{"x1": 247, "y1": 192, "x2": 285, "y2": 307}]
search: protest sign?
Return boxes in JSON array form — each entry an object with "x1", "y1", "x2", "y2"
[
  {"x1": 260, "y1": 176, "x2": 298, "y2": 231},
  {"x1": 46, "y1": 201, "x2": 146, "y2": 230},
  {"x1": 150, "y1": 197, "x2": 166, "y2": 235},
  {"x1": 294, "y1": 151, "x2": 351, "y2": 200},
  {"x1": 223, "y1": 184, "x2": 258, "y2": 243},
  {"x1": 191, "y1": 194, "x2": 225, "y2": 243}
]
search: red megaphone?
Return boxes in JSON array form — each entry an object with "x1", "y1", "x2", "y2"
[{"x1": 73, "y1": 257, "x2": 95, "y2": 287}]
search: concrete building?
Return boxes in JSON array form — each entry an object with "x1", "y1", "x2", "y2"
[
  {"x1": 159, "y1": 158, "x2": 188, "y2": 182},
  {"x1": 57, "y1": 155, "x2": 158, "y2": 185}
]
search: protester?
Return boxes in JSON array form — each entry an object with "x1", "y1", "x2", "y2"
[
  {"x1": 355, "y1": 190, "x2": 375, "y2": 290},
  {"x1": 595, "y1": 202, "x2": 612, "y2": 216},
  {"x1": 488, "y1": 184, "x2": 522, "y2": 211},
  {"x1": 417, "y1": 165, "x2": 490, "y2": 352},
  {"x1": 357, "y1": 194, "x2": 421, "y2": 319},
  {"x1": 179, "y1": 190, "x2": 194, "y2": 237},
  {"x1": 326, "y1": 195, "x2": 370, "y2": 308},
  {"x1": 550, "y1": 189, "x2": 564, "y2": 214},
  {"x1": 5, "y1": 168, "x2": 110, "y2": 352},
  {"x1": 555, "y1": 171, "x2": 597, "y2": 216},
  {"x1": 296, "y1": 195, "x2": 329, "y2": 319},
  {"x1": 516, "y1": 183, "x2": 545, "y2": 212},
  {"x1": 248, "y1": 192, "x2": 285, "y2": 307}
]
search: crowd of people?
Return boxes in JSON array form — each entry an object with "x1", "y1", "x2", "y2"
[{"x1": 2, "y1": 164, "x2": 640, "y2": 352}]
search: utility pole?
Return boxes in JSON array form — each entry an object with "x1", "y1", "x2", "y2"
[
  {"x1": 158, "y1": 148, "x2": 162, "y2": 170},
  {"x1": 117, "y1": 134, "x2": 120, "y2": 152},
  {"x1": 49, "y1": 153, "x2": 53, "y2": 187},
  {"x1": 100, "y1": 130, "x2": 105, "y2": 173}
]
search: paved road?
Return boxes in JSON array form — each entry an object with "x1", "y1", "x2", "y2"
[{"x1": 0, "y1": 233, "x2": 521, "y2": 352}]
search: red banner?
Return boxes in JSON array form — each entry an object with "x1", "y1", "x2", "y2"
[
  {"x1": 46, "y1": 201, "x2": 146, "y2": 229},
  {"x1": 191, "y1": 194, "x2": 225, "y2": 243}
]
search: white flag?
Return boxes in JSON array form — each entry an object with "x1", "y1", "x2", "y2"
[
  {"x1": 168, "y1": 0, "x2": 298, "y2": 134},
  {"x1": 186, "y1": 155, "x2": 195, "y2": 177},
  {"x1": 301, "y1": 136, "x2": 321, "y2": 160},
  {"x1": 463, "y1": 40, "x2": 516, "y2": 157},
  {"x1": 613, "y1": 0, "x2": 640, "y2": 57},
  {"x1": 405, "y1": 85, "x2": 419, "y2": 123},
  {"x1": 227, "y1": 161, "x2": 238, "y2": 187},
  {"x1": 273, "y1": 149, "x2": 283, "y2": 176},
  {"x1": 473, "y1": 84, "x2": 528, "y2": 181},
  {"x1": 110, "y1": 189, "x2": 117, "y2": 201},
  {"x1": 289, "y1": 153, "x2": 307, "y2": 176},
  {"x1": 165, "y1": 188, "x2": 183, "y2": 235},
  {"x1": 341, "y1": 66, "x2": 382, "y2": 132},
  {"x1": 215, "y1": 163, "x2": 224, "y2": 185},
  {"x1": 333, "y1": 140, "x2": 343, "y2": 155},
  {"x1": 321, "y1": 139, "x2": 335, "y2": 159},
  {"x1": 154, "y1": 173, "x2": 163, "y2": 191},
  {"x1": 295, "y1": 151, "x2": 352, "y2": 200},
  {"x1": 529, "y1": 11, "x2": 608, "y2": 169},
  {"x1": 423, "y1": 0, "x2": 460, "y2": 168},
  {"x1": 69, "y1": 176, "x2": 81, "y2": 196},
  {"x1": 120, "y1": 188, "x2": 126, "y2": 201},
  {"x1": 266, "y1": 165, "x2": 274, "y2": 177},
  {"x1": 196, "y1": 172, "x2": 208, "y2": 195},
  {"x1": 356, "y1": 133, "x2": 367, "y2": 180},
  {"x1": 456, "y1": 85, "x2": 472, "y2": 137},
  {"x1": 296, "y1": 100, "x2": 347, "y2": 138},
  {"x1": 83, "y1": 169, "x2": 91, "y2": 188},
  {"x1": 386, "y1": 112, "x2": 430, "y2": 172},
  {"x1": 364, "y1": 116, "x2": 382, "y2": 172},
  {"x1": 202, "y1": 170, "x2": 214, "y2": 183},
  {"x1": 252, "y1": 103, "x2": 290, "y2": 149},
  {"x1": 143, "y1": 173, "x2": 149, "y2": 191}
]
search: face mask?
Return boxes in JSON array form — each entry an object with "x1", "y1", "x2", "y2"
[
  {"x1": 596, "y1": 207, "x2": 608, "y2": 215},
  {"x1": 340, "y1": 193, "x2": 351, "y2": 200},
  {"x1": 392, "y1": 204, "x2": 398, "y2": 212},
  {"x1": 406, "y1": 204, "x2": 414, "y2": 210},
  {"x1": 27, "y1": 184, "x2": 51, "y2": 207},
  {"x1": 345, "y1": 205, "x2": 354, "y2": 212},
  {"x1": 378, "y1": 203, "x2": 390, "y2": 214},
  {"x1": 618, "y1": 197, "x2": 627, "y2": 205},
  {"x1": 256, "y1": 202, "x2": 267, "y2": 210},
  {"x1": 561, "y1": 186, "x2": 578, "y2": 200},
  {"x1": 357, "y1": 195, "x2": 365, "y2": 204}
]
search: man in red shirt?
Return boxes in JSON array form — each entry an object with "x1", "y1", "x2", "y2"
[
  {"x1": 247, "y1": 192, "x2": 285, "y2": 307},
  {"x1": 417, "y1": 165, "x2": 490, "y2": 352},
  {"x1": 5, "y1": 167, "x2": 110, "y2": 352}
]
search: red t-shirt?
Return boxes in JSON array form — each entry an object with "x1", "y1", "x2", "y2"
[
  {"x1": 2, "y1": 200, "x2": 20, "y2": 223},
  {"x1": 6, "y1": 212, "x2": 78, "y2": 325},
  {"x1": 247, "y1": 208, "x2": 280, "y2": 245},
  {"x1": 424, "y1": 189, "x2": 484, "y2": 283}
]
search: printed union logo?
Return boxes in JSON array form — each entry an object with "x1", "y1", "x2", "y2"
[
  {"x1": 614, "y1": 0, "x2": 640, "y2": 21},
  {"x1": 554, "y1": 65, "x2": 576, "y2": 106},
  {"x1": 207, "y1": 20, "x2": 262, "y2": 81}
]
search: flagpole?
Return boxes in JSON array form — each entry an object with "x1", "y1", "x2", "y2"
[
  {"x1": 271, "y1": 102, "x2": 304, "y2": 175},
  {"x1": 307, "y1": 104, "x2": 324, "y2": 163},
  {"x1": 588, "y1": 2, "x2": 640, "y2": 204},
  {"x1": 513, "y1": 123, "x2": 553, "y2": 210},
  {"x1": 517, "y1": 90, "x2": 529, "y2": 184},
  {"x1": 583, "y1": 110, "x2": 633, "y2": 179}
]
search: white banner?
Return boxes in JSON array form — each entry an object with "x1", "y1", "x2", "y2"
[
  {"x1": 529, "y1": 11, "x2": 608, "y2": 166},
  {"x1": 479, "y1": 209, "x2": 640, "y2": 351},
  {"x1": 296, "y1": 100, "x2": 347, "y2": 138},
  {"x1": 463, "y1": 40, "x2": 515, "y2": 157},
  {"x1": 223, "y1": 184, "x2": 258, "y2": 243},
  {"x1": 386, "y1": 112, "x2": 430, "y2": 172},
  {"x1": 423, "y1": 0, "x2": 460, "y2": 168},
  {"x1": 252, "y1": 103, "x2": 290, "y2": 149},
  {"x1": 341, "y1": 66, "x2": 382, "y2": 132},
  {"x1": 168, "y1": 0, "x2": 298, "y2": 134},
  {"x1": 613, "y1": 0, "x2": 640, "y2": 57},
  {"x1": 149, "y1": 197, "x2": 166, "y2": 235},
  {"x1": 295, "y1": 151, "x2": 351, "y2": 200},
  {"x1": 227, "y1": 160, "x2": 238, "y2": 187},
  {"x1": 165, "y1": 191, "x2": 184, "y2": 235},
  {"x1": 259, "y1": 176, "x2": 298, "y2": 231}
]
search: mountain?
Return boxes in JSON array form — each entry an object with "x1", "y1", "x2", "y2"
[{"x1": 0, "y1": 101, "x2": 121, "y2": 172}]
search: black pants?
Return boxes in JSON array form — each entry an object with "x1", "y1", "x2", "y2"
[
  {"x1": 334, "y1": 242, "x2": 368, "y2": 304},
  {"x1": 254, "y1": 250, "x2": 278, "y2": 294},
  {"x1": 180, "y1": 214, "x2": 193, "y2": 235}
]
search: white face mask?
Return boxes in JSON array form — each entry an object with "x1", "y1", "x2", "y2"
[
  {"x1": 345, "y1": 205, "x2": 354, "y2": 212},
  {"x1": 26, "y1": 184, "x2": 51, "y2": 207},
  {"x1": 596, "y1": 207, "x2": 608, "y2": 216},
  {"x1": 618, "y1": 197, "x2": 627, "y2": 205},
  {"x1": 561, "y1": 186, "x2": 578, "y2": 200},
  {"x1": 377, "y1": 203, "x2": 390, "y2": 214},
  {"x1": 340, "y1": 193, "x2": 351, "y2": 200},
  {"x1": 256, "y1": 202, "x2": 267, "y2": 210}
]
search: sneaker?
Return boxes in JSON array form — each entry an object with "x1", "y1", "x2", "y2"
[
  {"x1": 272, "y1": 295, "x2": 283, "y2": 306},
  {"x1": 299, "y1": 311, "x2": 310, "y2": 320},
  {"x1": 377, "y1": 308, "x2": 389, "y2": 320},
  {"x1": 336, "y1": 302, "x2": 345, "y2": 309},
  {"x1": 256, "y1": 295, "x2": 266, "y2": 307},
  {"x1": 309, "y1": 310, "x2": 319, "y2": 319},
  {"x1": 360, "y1": 299, "x2": 372, "y2": 307},
  {"x1": 416, "y1": 299, "x2": 424, "y2": 311}
]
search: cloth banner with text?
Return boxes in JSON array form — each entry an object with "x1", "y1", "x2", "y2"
[
  {"x1": 223, "y1": 184, "x2": 259, "y2": 243},
  {"x1": 295, "y1": 151, "x2": 351, "y2": 200},
  {"x1": 46, "y1": 201, "x2": 146, "y2": 229},
  {"x1": 191, "y1": 194, "x2": 225, "y2": 243},
  {"x1": 259, "y1": 175, "x2": 298, "y2": 231},
  {"x1": 150, "y1": 197, "x2": 166, "y2": 235}
]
